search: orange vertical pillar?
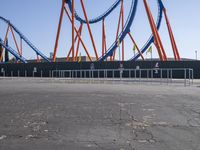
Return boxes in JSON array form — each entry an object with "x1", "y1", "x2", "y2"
[
  {"x1": 113, "y1": 1, "x2": 123, "y2": 61},
  {"x1": 102, "y1": 18, "x2": 105, "y2": 56},
  {"x1": 80, "y1": 0, "x2": 99, "y2": 60},
  {"x1": 143, "y1": 0, "x2": 167, "y2": 61},
  {"x1": 64, "y1": 8, "x2": 92, "y2": 61},
  {"x1": 128, "y1": 32, "x2": 145, "y2": 60},
  {"x1": 163, "y1": 8, "x2": 180, "y2": 61},
  {"x1": 53, "y1": 0, "x2": 65, "y2": 62},
  {"x1": 72, "y1": 0, "x2": 75, "y2": 62},
  {"x1": 121, "y1": 0, "x2": 125, "y2": 61},
  {"x1": 0, "y1": 25, "x2": 10, "y2": 61}
]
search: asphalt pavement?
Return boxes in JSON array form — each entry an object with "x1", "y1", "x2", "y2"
[{"x1": 0, "y1": 78, "x2": 200, "y2": 150}]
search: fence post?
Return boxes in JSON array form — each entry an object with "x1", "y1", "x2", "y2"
[
  {"x1": 184, "y1": 69, "x2": 187, "y2": 87},
  {"x1": 160, "y1": 69, "x2": 162, "y2": 84},
  {"x1": 89, "y1": 70, "x2": 91, "y2": 78},
  {"x1": 167, "y1": 69, "x2": 169, "y2": 84},
  {"x1": 33, "y1": 67, "x2": 37, "y2": 78},
  {"x1": 170, "y1": 69, "x2": 173, "y2": 83},
  {"x1": 192, "y1": 69, "x2": 194, "y2": 85},
  {"x1": 92, "y1": 70, "x2": 94, "y2": 78},
  {"x1": 188, "y1": 69, "x2": 191, "y2": 86},
  {"x1": 136, "y1": 69, "x2": 138, "y2": 82},
  {"x1": 52, "y1": 71, "x2": 54, "y2": 78},
  {"x1": 120, "y1": 70, "x2": 123, "y2": 80},
  {"x1": 151, "y1": 69, "x2": 153, "y2": 83},
  {"x1": 1, "y1": 68, "x2": 5, "y2": 77}
]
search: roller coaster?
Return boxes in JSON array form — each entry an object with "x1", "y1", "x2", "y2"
[
  {"x1": 0, "y1": 16, "x2": 50, "y2": 63},
  {"x1": 0, "y1": 0, "x2": 180, "y2": 63}
]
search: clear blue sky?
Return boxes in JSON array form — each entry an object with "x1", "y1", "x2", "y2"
[{"x1": 0, "y1": 0, "x2": 200, "y2": 60}]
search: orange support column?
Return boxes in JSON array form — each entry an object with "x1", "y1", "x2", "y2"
[
  {"x1": 37, "y1": 55, "x2": 40, "y2": 63},
  {"x1": 128, "y1": 32, "x2": 145, "y2": 60},
  {"x1": 53, "y1": 0, "x2": 65, "y2": 62},
  {"x1": 20, "y1": 38, "x2": 23, "y2": 56},
  {"x1": 143, "y1": 0, "x2": 167, "y2": 61},
  {"x1": 64, "y1": 7, "x2": 92, "y2": 61},
  {"x1": 113, "y1": 0, "x2": 123, "y2": 61},
  {"x1": 102, "y1": 19, "x2": 108, "y2": 61},
  {"x1": 102, "y1": 18, "x2": 105, "y2": 56},
  {"x1": 0, "y1": 25, "x2": 9, "y2": 61},
  {"x1": 102, "y1": 18, "x2": 107, "y2": 57},
  {"x1": 66, "y1": 24, "x2": 83, "y2": 62},
  {"x1": 71, "y1": 0, "x2": 75, "y2": 62},
  {"x1": 75, "y1": 24, "x2": 83, "y2": 61},
  {"x1": 163, "y1": 8, "x2": 180, "y2": 61},
  {"x1": 80, "y1": 0, "x2": 99, "y2": 60},
  {"x1": 10, "y1": 27, "x2": 21, "y2": 56},
  {"x1": 121, "y1": 0, "x2": 125, "y2": 61}
]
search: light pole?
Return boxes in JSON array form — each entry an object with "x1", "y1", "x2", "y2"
[
  {"x1": 119, "y1": 45, "x2": 121, "y2": 61},
  {"x1": 195, "y1": 50, "x2": 198, "y2": 60},
  {"x1": 134, "y1": 49, "x2": 136, "y2": 59},
  {"x1": 117, "y1": 39, "x2": 121, "y2": 61}
]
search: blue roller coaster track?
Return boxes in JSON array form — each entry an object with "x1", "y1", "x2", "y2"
[
  {"x1": 130, "y1": 0, "x2": 164, "y2": 61},
  {"x1": 66, "y1": 0, "x2": 122, "y2": 24},
  {"x1": 0, "y1": 16, "x2": 51, "y2": 63},
  {"x1": 66, "y1": 0, "x2": 165, "y2": 61},
  {"x1": 0, "y1": 38, "x2": 27, "y2": 63}
]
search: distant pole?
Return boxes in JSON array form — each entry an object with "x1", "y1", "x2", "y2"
[
  {"x1": 0, "y1": 45, "x2": 2, "y2": 62},
  {"x1": 134, "y1": 50, "x2": 136, "y2": 60},
  {"x1": 119, "y1": 46, "x2": 121, "y2": 61},
  {"x1": 72, "y1": 0, "x2": 75, "y2": 62},
  {"x1": 5, "y1": 39, "x2": 9, "y2": 62},
  {"x1": 150, "y1": 47, "x2": 153, "y2": 68},
  {"x1": 117, "y1": 39, "x2": 121, "y2": 61},
  {"x1": 195, "y1": 50, "x2": 198, "y2": 60}
]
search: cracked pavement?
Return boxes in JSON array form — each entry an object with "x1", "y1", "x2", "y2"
[{"x1": 0, "y1": 78, "x2": 200, "y2": 150}]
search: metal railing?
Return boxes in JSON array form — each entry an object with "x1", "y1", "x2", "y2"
[
  {"x1": 0, "y1": 68, "x2": 194, "y2": 86},
  {"x1": 51, "y1": 68, "x2": 194, "y2": 86}
]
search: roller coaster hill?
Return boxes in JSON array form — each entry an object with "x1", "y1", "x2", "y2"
[{"x1": 0, "y1": 0, "x2": 199, "y2": 78}]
